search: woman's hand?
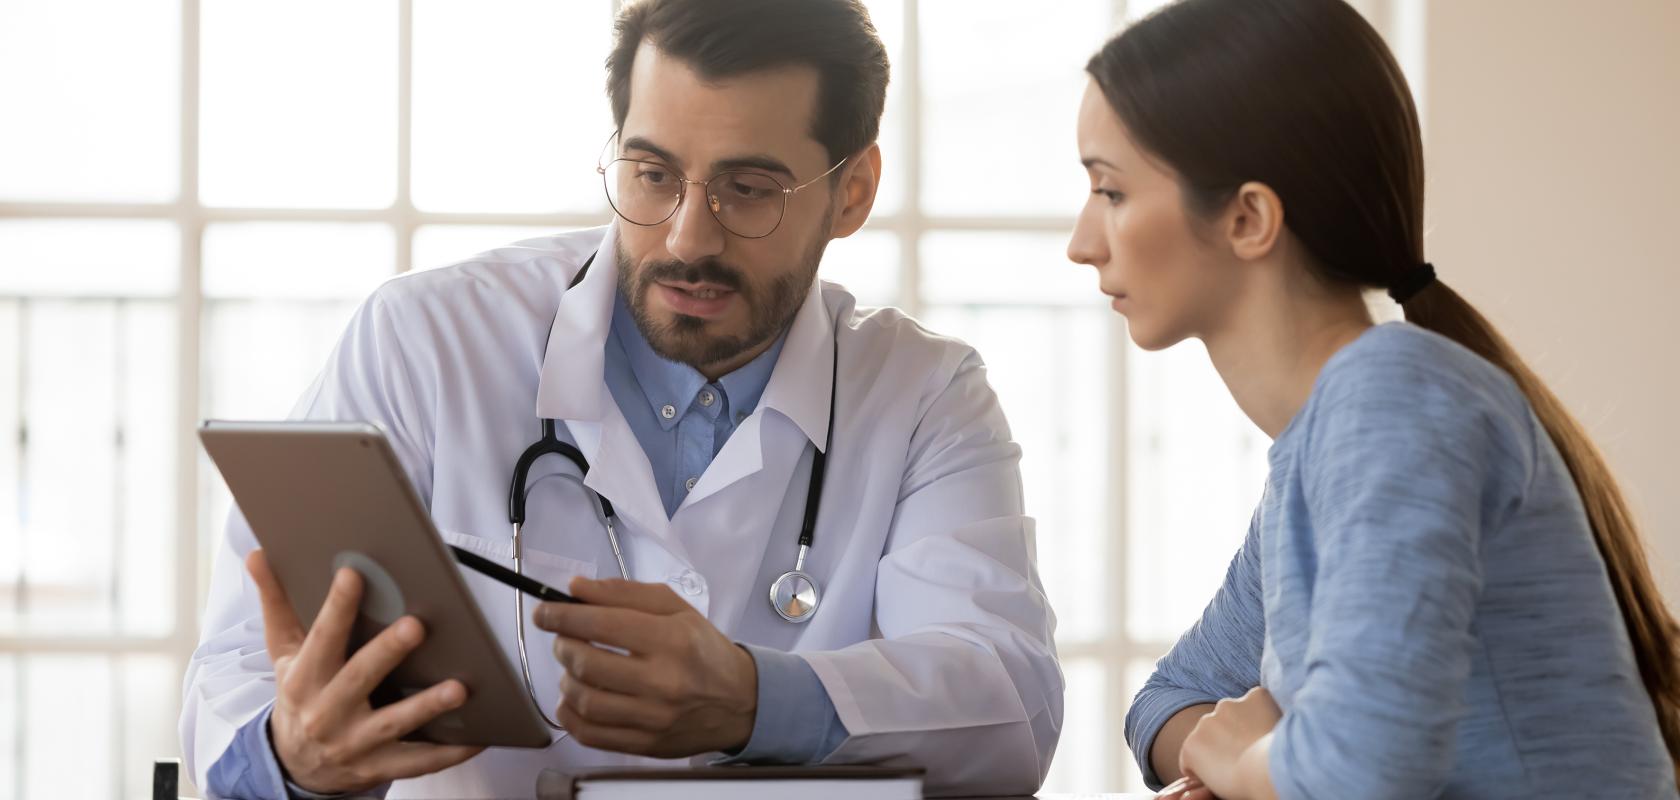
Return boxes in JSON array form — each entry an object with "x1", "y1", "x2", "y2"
[
  {"x1": 1178, "y1": 686, "x2": 1282, "y2": 800},
  {"x1": 1155, "y1": 774, "x2": 1214, "y2": 799}
]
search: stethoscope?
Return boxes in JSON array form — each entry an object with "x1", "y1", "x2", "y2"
[{"x1": 506, "y1": 252, "x2": 837, "y2": 729}]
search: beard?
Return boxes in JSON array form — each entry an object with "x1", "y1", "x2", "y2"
[{"x1": 615, "y1": 228, "x2": 828, "y2": 372}]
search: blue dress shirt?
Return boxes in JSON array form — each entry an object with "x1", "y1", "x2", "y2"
[
  {"x1": 603, "y1": 288, "x2": 784, "y2": 518},
  {"x1": 206, "y1": 286, "x2": 848, "y2": 799}
]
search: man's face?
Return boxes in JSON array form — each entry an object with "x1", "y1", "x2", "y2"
[{"x1": 613, "y1": 42, "x2": 840, "y2": 376}]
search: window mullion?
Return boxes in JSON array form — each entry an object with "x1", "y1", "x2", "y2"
[
  {"x1": 396, "y1": 0, "x2": 415, "y2": 274},
  {"x1": 899, "y1": 0, "x2": 923, "y2": 319},
  {"x1": 173, "y1": 0, "x2": 204, "y2": 728}
]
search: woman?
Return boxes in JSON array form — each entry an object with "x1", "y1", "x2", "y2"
[{"x1": 1065, "y1": 0, "x2": 1680, "y2": 797}]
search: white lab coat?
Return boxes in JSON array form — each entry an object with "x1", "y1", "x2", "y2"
[{"x1": 180, "y1": 225, "x2": 1063, "y2": 799}]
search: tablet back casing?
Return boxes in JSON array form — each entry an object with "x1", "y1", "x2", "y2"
[{"x1": 199, "y1": 420, "x2": 551, "y2": 748}]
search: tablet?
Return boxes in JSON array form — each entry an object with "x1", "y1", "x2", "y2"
[{"x1": 199, "y1": 420, "x2": 551, "y2": 749}]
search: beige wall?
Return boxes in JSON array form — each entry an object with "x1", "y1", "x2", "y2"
[{"x1": 1422, "y1": 0, "x2": 1680, "y2": 602}]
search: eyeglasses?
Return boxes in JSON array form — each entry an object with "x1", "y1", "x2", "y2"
[{"x1": 598, "y1": 133, "x2": 848, "y2": 239}]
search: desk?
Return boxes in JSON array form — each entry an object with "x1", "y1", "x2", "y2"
[
  {"x1": 151, "y1": 760, "x2": 1152, "y2": 800},
  {"x1": 972, "y1": 795, "x2": 1151, "y2": 799}
]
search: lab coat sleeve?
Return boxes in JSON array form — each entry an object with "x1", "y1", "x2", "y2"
[
  {"x1": 180, "y1": 289, "x2": 436, "y2": 796},
  {"x1": 799, "y1": 349, "x2": 1063, "y2": 797}
]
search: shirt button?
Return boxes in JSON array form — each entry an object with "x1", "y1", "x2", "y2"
[
  {"x1": 698, "y1": 389, "x2": 716, "y2": 407},
  {"x1": 674, "y1": 570, "x2": 705, "y2": 596},
  {"x1": 684, "y1": 476, "x2": 698, "y2": 491},
  {"x1": 660, "y1": 404, "x2": 676, "y2": 420}
]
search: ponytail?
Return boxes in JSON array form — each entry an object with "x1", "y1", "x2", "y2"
[
  {"x1": 1086, "y1": 0, "x2": 1680, "y2": 780},
  {"x1": 1403, "y1": 281, "x2": 1680, "y2": 780}
]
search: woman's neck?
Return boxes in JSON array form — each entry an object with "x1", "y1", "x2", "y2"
[{"x1": 1204, "y1": 278, "x2": 1374, "y2": 440}]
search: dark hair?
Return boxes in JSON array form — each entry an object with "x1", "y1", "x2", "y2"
[
  {"x1": 1088, "y1": 0, "x2": 1680, "y2": 780},
  {"x1": 606, "y1": 0, "x2": 890, "y2": 165}
]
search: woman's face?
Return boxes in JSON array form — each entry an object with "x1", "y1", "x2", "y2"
[{"x1": 1066, "y1": 78, "x2": 1245, "y2": 351}]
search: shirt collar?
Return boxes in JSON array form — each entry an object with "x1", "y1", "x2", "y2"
[
  {"x1": 717, "y1": 330, "x2": 784, "y2": 425},
  {"x1": 536, "y1": 223, "x2": 836, "y2": 451},
  {"x1": 611, "y1": 288, "x2": 704, "y2": 430},
  {"x1": 609, "y1": 272, "x2": 789, "y2": 432}
]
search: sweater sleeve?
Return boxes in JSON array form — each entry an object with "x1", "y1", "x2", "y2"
[
  {"x1": 1270, "y1": 346, "x2": 1529, "y2": 800},
  {"x1": 1124, "y1": 513, "x2": 1266, "y2": 790}
]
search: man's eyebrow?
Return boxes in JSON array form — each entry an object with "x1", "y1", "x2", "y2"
[
  {"x1": 713, "y1": 154, "x2": 795, "y2": 180},
  {"x1": 621, "y1": 136, "x2": 682, "y2": 168},
  {"x1": 620, "y1": 136, "x2": 796, "y2": 180}
]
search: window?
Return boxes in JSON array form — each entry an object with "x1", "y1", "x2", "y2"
[{"x1": 1, "y1": 1, "x2": 1422, "y2": 795}]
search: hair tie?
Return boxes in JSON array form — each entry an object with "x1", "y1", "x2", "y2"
[{"x1": 1388, "y1": 262, "x2": 1437, "y2": 304}]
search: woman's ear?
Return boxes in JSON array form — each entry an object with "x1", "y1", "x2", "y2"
[
  {"x1": 1223, "y1": 181, "x2": 1285, "y2": 262},
  {"x1": 829, "y1": 142, "x2": 882, "y2": 239}
]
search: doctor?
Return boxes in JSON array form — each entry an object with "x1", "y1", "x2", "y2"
[{"x1": 179, "y1": 0, "x2": 1063, "y2": 797}]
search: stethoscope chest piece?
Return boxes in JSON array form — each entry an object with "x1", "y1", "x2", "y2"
[{"x1": 770, "y1": 567, "x2": 820, "y2": 623}]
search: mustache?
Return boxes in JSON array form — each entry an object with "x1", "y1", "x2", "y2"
[{"x1": 638, "y1": 258, "x2": 746, "y2": 293}]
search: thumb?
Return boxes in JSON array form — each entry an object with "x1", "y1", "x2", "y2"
[{"x1": 247, "y1": 549, "x2": 307, "y2": 658}]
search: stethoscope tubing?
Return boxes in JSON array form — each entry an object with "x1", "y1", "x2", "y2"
[{"x1": 501, "y1": 250, "x2": 839, "y2": 729}]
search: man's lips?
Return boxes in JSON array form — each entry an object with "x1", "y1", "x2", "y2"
[
  {"x1": 656, "y1": 282, "x2": 737, "y2": 318},
  {"x1": 658, "y1": 280, "x2": 736, "y2": 299}
]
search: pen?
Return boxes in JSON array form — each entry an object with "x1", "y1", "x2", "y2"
[{"x1": 448, "y1": 544, "x2": 583, "y2": 604}]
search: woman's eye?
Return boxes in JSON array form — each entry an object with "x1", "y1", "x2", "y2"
[{"x1": 1092, "y1": 188, "x2": 1124, "y2": 205}]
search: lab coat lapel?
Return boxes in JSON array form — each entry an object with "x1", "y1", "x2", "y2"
[
  {"x1": 532, "y1": 224, "x2": 672, "y2": 544},
  {"x1": 762, "y1": 277, "x2": 837, "y2": 452},
  {"x1": 677, "y1": 278, "x2": 834, "y2": 509},
  {"x1": 534, "y1": 226, "x2": 613, "y2": 423}
]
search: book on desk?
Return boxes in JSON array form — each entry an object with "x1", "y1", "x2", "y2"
[{"x1": 535, "y1": 765, "x2": 924, "y2": 800}]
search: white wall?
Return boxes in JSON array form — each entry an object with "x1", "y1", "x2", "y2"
[{"x1": 1423, "y1": 0, "x2": 1680, "y2": 602}]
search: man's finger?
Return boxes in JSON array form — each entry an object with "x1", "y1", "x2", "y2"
[
  {"x1": 532, "y1": 603, "x2": 667, "y2": 653},
  {"x1": 295, "y1": 567, "x2": 364, "y2": 684},
  {"x1": 360, "y1": 741, "x2": 485, "y2": 786},
  {"x1": 355, "y1": 678, "x2": 469, "y2": 746},
  {"x1": 556, "y1": 702, "x2": 657, "y2": 756},
  {"x1": 318, "y1": 616, "x2": 427, "y2": 717},
  {"x1": 552, "y1": 636, "x2": 665, "y2": 697},
  {"x1": 247, "y1": 550, "x2": 306, "y2": 658},
  {"x1": 567, "y1": 577, "x2": 690, "y2": 615},
  {"x1": 559, "y1": 673, "x2": 675, "y2": 732}
]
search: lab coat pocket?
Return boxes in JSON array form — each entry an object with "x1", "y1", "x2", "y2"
[{"x1": 438, "y1": 529, "x2": 596, "y2": 738}]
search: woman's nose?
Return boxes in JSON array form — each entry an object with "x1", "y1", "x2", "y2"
[{"x1": 1066, "y1": 202, "x2": 1108, "y2": 268}]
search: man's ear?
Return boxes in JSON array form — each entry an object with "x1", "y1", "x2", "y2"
[
  {"x1": 1224, "y1": 181, "x2": 1284, "y2": 262},
  {"x1": 829, "y1": 142, "x2": 882, "y2": 239}
]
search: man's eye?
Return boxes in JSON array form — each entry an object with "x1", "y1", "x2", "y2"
[
  {"x1": 729, "y1": 181, "x2": 770, "y2": 200},
  {"x1": 719, "y1": 175, "x2": 779, "y2": 202}
]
